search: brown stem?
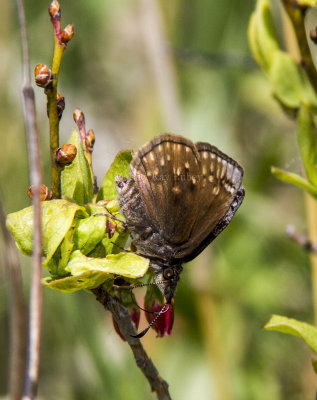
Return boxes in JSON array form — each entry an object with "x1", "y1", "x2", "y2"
[
  {"x1": 0, "y1": 198, "x2": 27, "y2": 400},
  {"x1": 92, "y1": 287, "x2": 171, "y2": 400},
  {"x1": 15, "y1": 0, "x2": 43, "y2": 398}
]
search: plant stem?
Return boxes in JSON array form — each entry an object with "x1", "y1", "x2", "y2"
[
  {"x1": 47, "y1": 37, "x2": 65, "y2": 198},
  {"x1": 92, "y1": 287, "x2": 171, "y2": 400},
  {"x1": 305, "y1": 193, "x2": 317, "y2": 324},
  {"x1": 282, "y1": 0, "x2": 317, "y2": 93},
  {"x1": 16, "y1": 0, "x2": 43, "y2": 397},
  {"x1": 0, "y1": 197, "x2": 27, "y2": 400}
]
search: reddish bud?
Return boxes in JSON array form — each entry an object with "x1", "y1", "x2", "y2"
[
  {"x1": 61, "y1": 24, "x2": 74, "y2": 44},
  {"x1": 27, "y1": 184, "x2": 53, "y2": 201},
  {"x1": 73, "y1": 108, "x2": 85, "y2": 126},
  {"x1": 106, "y1": 219, "x2": 117, "y2": 238},
  {"x1": 34, "y1": 64, "x2": 53, "y2": 88},
  {"x1": 56, "y1": 92, "x2": 65, "y2": 120},
  {"x1": 310, "y1": 28, "x2": 317, "y2": 44},
  {"x1": 49, "y1": 0, "x2": 61, "y2": 21},
  {"x1": 85, "y1": 129, "x2": 95, "y2": 152},
  {"x1": 55, "y1": 144, "x2": 77, "y2": 165},
  {"x1": 144, "y1": 286, "x2": 174, "y2": 337}
]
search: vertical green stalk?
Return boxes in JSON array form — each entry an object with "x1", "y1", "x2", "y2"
[
  {"x1": 305, "y1": 193, "x2": 317, "y2": 324},
  {"x1": 47, "y1": 37, "x2": 65, "y2": 199}
]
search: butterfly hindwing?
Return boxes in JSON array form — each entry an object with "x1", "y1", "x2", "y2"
[{"x1": 175, "y1": 142, "x2": 244, "y2": 260}]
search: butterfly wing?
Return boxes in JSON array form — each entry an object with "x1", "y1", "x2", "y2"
[
  {"x1": 129, "y1": 134, "x2": 201, "y2": 244},
  {"x1": 174, "y1": 142, "x2": 244, "y2": 261}
]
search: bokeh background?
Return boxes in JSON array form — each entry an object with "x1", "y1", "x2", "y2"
[{"x1": 1, "y1": 0, "x2": 316, "y2": 399}]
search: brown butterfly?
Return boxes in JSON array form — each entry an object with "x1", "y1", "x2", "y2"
[{"x1": 116, "y1": 133, "x2": 244, "y2": 307}]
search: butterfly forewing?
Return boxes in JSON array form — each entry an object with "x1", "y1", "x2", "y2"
[{"x1": 130, "y1": 134, "x2": 201, "y2": 244}]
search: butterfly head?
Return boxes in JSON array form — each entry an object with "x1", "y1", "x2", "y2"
[{"x1": 150, "y1": 262, "x2": 183, "y2": 304}]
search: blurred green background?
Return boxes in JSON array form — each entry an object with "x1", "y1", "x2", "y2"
[{"x1": 1, "y1": 0, "x2": 316, "y2": 399}]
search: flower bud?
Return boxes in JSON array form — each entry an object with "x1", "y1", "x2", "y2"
[
  {"x1": 85, "y1": 129, "x2": 95, "y2": 152},
  {"x1": 310, "y1": 28, "x2": 317, "y2": 44},
  {"x1": 55, "y1": 144, "x2": 77, "y2": 165},
  {"x1": 56, "y1": 92, "x2": 65, "y2": 120},
  {"x1": 144, "y1": 285, "x2": 174, "y2": 337},
  {"x1": 61, "y1": 24, "x2": 74, "y2": 44},
  {"x1": 73, "y1": 108, "x2": 85, "y2": 126},
  {"x1": 49, "y1": 0, "x2": 61, "y2": 22},
  {"x1": 34, "y1": 64, "x2": 53, "y2": 88},
  {"x1": 27, "y1": 184, "x2": 53, "y2": 201},
  {"x1": 106, "y1": 219, "x2": 117, "y2": 239}
]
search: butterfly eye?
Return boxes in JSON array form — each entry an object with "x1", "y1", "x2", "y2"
[
  {"x1": 115, "y1": 176, "x2": 127, "y2": 189},
  {"x1": 163, "y1": 268, "x2": 174, "y2": 280}
]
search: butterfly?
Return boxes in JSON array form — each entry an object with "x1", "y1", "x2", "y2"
[{"x1": 116, "y1": 133, "x2": 244, "y2": 305}]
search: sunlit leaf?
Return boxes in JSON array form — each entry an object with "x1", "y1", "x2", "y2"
[
  {"x1": 44, "y1": 250, "x2": 149, "y2": 293},
  {"x1": 248, "y1": 0, "x2": 279, "y2": 73},
  {"x1": 97, "y1": 150, "x2": 132, "y2": 201},
  {"x1": 6, "y1": 200, "x2": 87, "y2": 266},
  {"x1": 61, "y1": 128, "x2": 94, "y2": 205},
  {"x1": 264, "y1": 314, "x2": 317, "y2": 353},
  {"x1": 73, "y1": 215, "x2": 107, "y2": 255}
]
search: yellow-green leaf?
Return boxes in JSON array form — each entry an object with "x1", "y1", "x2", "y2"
[
  {"x1": 270, "y1": 51, "x2": 317, "y2": 109},
  {"x1": 61, "y1": 128, "x2": 93, "y2": 205},
  {"x1": 6, "y1": 200, "x2": 87, "y2": 265},
  {"x1": 248, "y1": 0, "x2": 279, "y2": 73},
  {"x1": 44, "y1": 250, "x2": 149, "y2": 293},
  {"x1": 264, "y1": 314, "x2": 317, "y2": 354},
  {"x1": 271, "y1": 166, "x2": 317, "y2": 198},
  {"x1": 97, "y1": 150, "x2": 132, "y2": 202}
]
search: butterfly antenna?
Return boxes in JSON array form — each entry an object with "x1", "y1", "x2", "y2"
[{"x1": 131, "y1": 303, "x2": 170, "y2": 339}]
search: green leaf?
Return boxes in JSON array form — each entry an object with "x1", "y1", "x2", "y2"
[
  {"x1": 73, "y1": 215, "x2": 107, "y2": 255},
  {"x1": 248, "y1": 0, "x2": 279, "y2": 73},
  {"x1": 270, "y1": 51, "x2": 317, "y2": 109},
  {"x1": 248, "y1": 0, "x2": 317, "y2": 110},
  {"x1": 271, "y1": 166, "x2": 317, "y2": 198},
  {"x1": 264, "y1": 314, "x2": 317, "y2": 354},
  {"x1": 44, "y1": 250, "x2": 149, "y2": 293},
  {"x1": 6, "y1": 200, "x2": 87, "y2": 265},
  {"x1": 82, "y1": 202, "x2": 129, "y2": 256},
  {"x1": 101, "y1": 228, "x2": 129, "y2": 255},
  {"x1": 43, "y1": 271, "x2": 113, "y2": 293},
  {"x1": 297, "y1": 104, "x2": 317, "y2": 186},
  {"x1": 61, "y1": 128, "x2": 93, "y2": 205},
  {"x1": 97, "y1": 150, "x2": 132, "y2": 202}
]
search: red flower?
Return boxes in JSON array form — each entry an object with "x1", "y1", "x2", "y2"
[{"x1": 144, "y1": 286, "x2": 174, "y2": 337}]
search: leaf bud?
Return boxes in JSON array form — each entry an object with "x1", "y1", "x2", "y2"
[
  {"x1": 61, "y1": 24, "x2": 74, "y2": 45},
  {"x1": 27, "y1": 184, "x2": 53, "y2": 201},
  {"x1": 48, "y1": 0, "x2": 61, "y2": 22},
  {"x1": 34, "y1": 64, "x2": 53, "y2": 88},
  {"x1": 55, "y1": 144, "x2": 77, "y2": 165},
  {"x1": 85, "y1": 129, "x2": 95, "y2": 152},
  {"x1": 56, "y1": 92, "x2": 65, "y2": 120}
]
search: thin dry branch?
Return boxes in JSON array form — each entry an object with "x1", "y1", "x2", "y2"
[
  {"x1": 15, "y1": 0, "x2": 43, "y2": 398},
  {"x1": 93, "y1": 287, "x2": 172, "y2": 400},
  {"x1": 0, "y1": 198, "x2": 27, "y2": 400}
]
